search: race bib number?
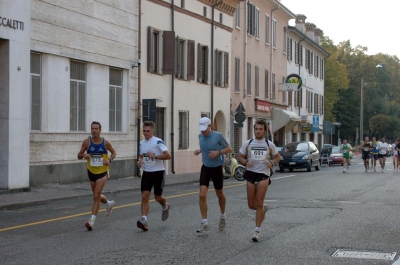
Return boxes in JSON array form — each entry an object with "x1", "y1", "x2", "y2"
[
  {"x1": 143, "y1": 154, "x2": 156, "y2": 166},
  {"x1": 343, "y1": 149, "x2": 348, "y2": 153},
  {"x1": 90, "y1": 155, "x2": 103, "y2": 167},
  {"x1": 250, "y1": 147, "x2": 268, "y2": 161}
]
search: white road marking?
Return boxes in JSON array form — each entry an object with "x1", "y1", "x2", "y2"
[{"x1": 272, "y1": 175, "x2": 295, "y2": 180}]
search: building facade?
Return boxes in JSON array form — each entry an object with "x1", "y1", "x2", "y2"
[
  {"x1": 286, "y1": 15, "x2": 330, "y2": 148},
  {"x1": 0, "y1": 0, "x2": 139, "y2": 189},
  {"x1": 141, "y1": 0, "x2": 240, "y2": 174},
  {"x1": 230, "y1": 0, "x2": 296, "y2": 154}
]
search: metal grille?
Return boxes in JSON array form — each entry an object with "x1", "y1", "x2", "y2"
[
  {"x1": 30, "y1": 52, "x2": 41, "y2": 130},
  {"x1": 70, "y1": 60, "x2": 86, "y2": 81},
  {"x1": 179, "y1": 110, "x2": 189, "y2": 149}
]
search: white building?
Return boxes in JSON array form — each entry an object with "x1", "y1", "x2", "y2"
[
  {"x1": 286, "y1": 15, "x2": 330, "y2": 148},
  {"x1": 0, "y1": 0, "x2": 139, "y2": 189},
  {"x1": 140, "y1": 0, "x2": 240, "y2": 174}
]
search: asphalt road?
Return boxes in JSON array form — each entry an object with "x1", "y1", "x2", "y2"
[{"x1": 1, "y1": 158, "x2": 400, "y2": 265}]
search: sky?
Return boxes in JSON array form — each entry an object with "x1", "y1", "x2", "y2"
[{"x1": 281, "y1": 0, "x2": 400, "y2": 58}]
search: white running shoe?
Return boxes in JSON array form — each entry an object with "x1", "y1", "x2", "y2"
[
  {"x1": 85, "y1": 220, "x2": 94, "y2": 231},
  {"x1": 197, "y1": 222, "x2": 209, "y2": 233},
  {"x1": 137, "y1": 217, "x2": 149, "y2": 231},
  {"x1": 252, "y1": 231, "x2": 260, "y2": 242},
  {"x1": 106, "y1": 200, "x2": 115, "y2": 217}
]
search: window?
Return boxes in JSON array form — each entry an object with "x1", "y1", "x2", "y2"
[
  {"x1": 272, "y1": 19, "x2": 277, "y2": 48},
  {"x1": 147, "y1": 26, "x2": 174, "y2": 75},
  {"x1": 176, "y1": 37, "x2": 195, "y2": 80},
  {"x1": 247, "y1": 3, "x2": 259, "y2": 38},
  {"x1": 215, "y1": 49, "x2": 229, "y2": 87},
  {"x1": 322, "y1": 95, "x2": 324, "y2": 114},
  {"x1": 235, "y1": 57, "x2": 240, "y2": 92},
  {"x1": 265, "y1": 69, "x2": 269, "y2": 99},
  {"x1": 70, "y1": 60, "x2": 86, "y2": 131},
  {"x1": 203, "y1": 6, "x2": 207, "y2": 17},
  {"x1": 235, "y1": 3, "x2": 240, "y2": 28},
  {"x1": 305, "y1": 48, "x2": 309, "y2": 70},
  {"x1": 288, "y1": 90, "x2": 292, "y2": 106},
  {"x1": 314, "y1": 55, "x2": 319, "y2": 77},
  {"x1": 294, "y1": 41, "x2": 298, "y2": 64},
  {"x1": 220, "y1": 13, "x2": 223, "y2": 24},
  {"x1": 197, "y1": 44, "x2": 209, "y2": 84},
  {"x1": 292, "y1": 133, "x2": 297, "y2": 142},
  {"x1": 30, "y1": 52, "x2": 41, "y2": 131},
  {"x1": 179, "y1": 110, "x2": 189, "y2": 149},
  {"x1": 265, "y1": 14, "x2": 270, "y2": 45},
  {"x1": 310, "y1": 52, "x2": 314, "y2": 75},
  {"x1": 109, "y1": 68, "x2": 122, "y2": 132},
  {"x1": 247, "y1": 63, "x2": 251, "y2": 95},
  {"x1": 255, "y1": 66, "x2": 259, "y2": 97},
  {"x1": 272, "y1": 73, "x2": 276, "y2": 100},
  {"x1": 283, "y1": 27, "x2": 287, "y2": 54},
  {"x1": 301, "y1": 133, "x2": 306, "y2": 141},
  {"x1": 297, "y1": 88, "x2": 303, "y2": 107}
]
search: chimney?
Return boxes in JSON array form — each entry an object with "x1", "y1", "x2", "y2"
[
  {"x1": 305, "y1": 22, "x2": 316, "y2": 40},
  {"x1": 295, "y1": 14, "x2": 307, "y2": 33},
  {"x1": 314, "y1": 28, "x2": 322, "y2": 45}
]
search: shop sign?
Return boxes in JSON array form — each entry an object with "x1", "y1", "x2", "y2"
[
  {"x1": 0, "y1": 16, "x2": 24, "y2": 30},
  {"x1": 255, "y1": 99, "x2": 271, "y2": 112}
]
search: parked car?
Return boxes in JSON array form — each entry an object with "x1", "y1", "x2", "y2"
[
  {"x1": 330, "y1": 146, "x2": 343, "y2": 166},
  {"x1": 279, "y1": 141, "x2": 320, "y2": 172}
]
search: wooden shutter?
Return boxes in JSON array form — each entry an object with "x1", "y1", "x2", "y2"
[
  {"x1": 235, "y1": 58, "x2": 240, "y2": 92},
  {"x1": 215, "y1": 49, "x2": 220, "y2": 86},
  {"x1": 147, "y1": 26, "x2": 153, "y2": 72},
  {"x1": 187, "y1": 40, "x2": 195, "y2": 81},
  {"x1": 205, "y1": 46, "x2": 209, "y2": 84},
  {"x1": 176, "y1": 36, "x2": 181, "y2": 78},
  {"x1": 224, "y1": 52, "x2": 229, "y2": 87},
  {"x1": 163, "y1": 31, "x2": 175, "y2": 75},
  {"x1": 197, "y1": 43, "x2": 203, "y2": 82}
]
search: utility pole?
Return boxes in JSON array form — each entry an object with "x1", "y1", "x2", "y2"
[{"x1": 360, "y1": 78, "x2": 364, "y2": 144}]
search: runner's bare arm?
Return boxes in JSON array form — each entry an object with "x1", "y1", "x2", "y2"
[
  {"x1": 77, "y1": 139, "x2": 90, "y2": 160},
  {"x1": 105, "y1": 140, "x2": 117, "y2": 163}
]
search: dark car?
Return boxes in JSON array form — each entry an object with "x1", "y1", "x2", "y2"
[{"x1": 279, "y1": 141, "x2": 320, "y2": 172}]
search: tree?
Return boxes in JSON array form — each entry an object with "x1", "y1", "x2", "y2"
[{"x1": 369, "y1": 115, "x2": 390, "y2": 139}]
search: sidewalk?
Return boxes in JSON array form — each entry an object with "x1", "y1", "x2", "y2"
[{"x1": 0, "y1": 173, "x2": 200, "y2": 209}]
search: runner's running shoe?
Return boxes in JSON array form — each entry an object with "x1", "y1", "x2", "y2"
[
  {"x1": 252, "y1": 231, "x2": 260, "y2": 242},
  {"x1": 137, "y1": 217, "x2": 149, "y2": 231},
  {"x1": 162, "y1": 203, "x2": 170, "y2": 221},
  {"x1": 106, "y1": 200, "x2": 115, "y2": 217},
  {"x1": 196, "y1": 222, "x2": 209, "y2": 233},
  {"x1": 85, "y1": 220, "x2": 94, "y2": 231}
]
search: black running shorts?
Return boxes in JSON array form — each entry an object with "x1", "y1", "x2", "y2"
[
  {"x1": 244, "y1": 170, "x2": 271, "y2": 185},
  {"x1": 87, "y1": 170, "x2": 108, "y2": 182},
  {"x1": 141, "y1": 170, "x2": 165, "y2": 196},
  {"x1": 362, "y1": 152, "x2": 370, "y2": 161},
  {"x1": 378, "y1": 154, "x2": 387, "y2": 159},
  {"x1": 200, "y1": 165, "x2": 223, "y2": 190}
]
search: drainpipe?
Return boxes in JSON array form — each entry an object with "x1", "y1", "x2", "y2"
[
  {"x1": 269, "y1": 5, "x2": 279, "y2": 100},
  {"x1": 269, "y1": 5, "x2": 279, "y2": 143},
  {"x1": 136, "y1": 0, "x2": 142, "y2": 177},
  {"x1": 297, "y1": 35, "x2": 306, "y2": 116},
  {"x1": 211, "y1": 0, "x2": 223, "y2": 125},
  {"x1": 171, "y1": 0, "x2": 175, "y2": 174},
  {"x1": 243, "y1": 1, "x2": 247, "y2": 100}
]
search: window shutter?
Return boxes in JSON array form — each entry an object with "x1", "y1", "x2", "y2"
[
  {"x1": 147, "y1": 26, "x2": 153, "y2": 72},
  {"x1": 163, "y1": 31, "x2": 175, "y2": 75},
  {"x1": 215, "y1": 49, "x2": 220, "y2": 86},
  {"x1": 187, "y1": 40, "x2": 195, "y2": 81},
  {"x1": 176, "y1": 36, "x2": 181, "y2": 78},
  {"x1": 197, "y1": 43, "x2": 203, "y2": 82},
  {"x1": 235, "y1": 58, "x2": 240, "y2": 92},
  {"x1": 205, "y1": 46, "x2": 209, "y2": 83},
  {"x1": 224, "y1": 52, "x2": 229, "y2": 87}
]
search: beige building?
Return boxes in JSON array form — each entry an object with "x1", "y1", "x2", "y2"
[
  {"x1": 140, "y1": 0, "x2": 240, "y2": 174},
  {"x1": 230, "y1": 0, "x2": 296, "y2": 154}
]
